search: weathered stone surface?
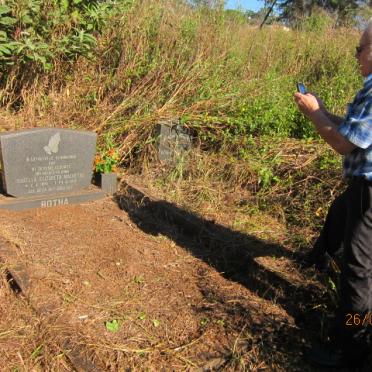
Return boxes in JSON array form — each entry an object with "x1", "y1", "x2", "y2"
[
  {"x1": 0, "y1": 128, "x2": 97, "y2": 197},
  {"x1": 94, "y1": 172, "x2": 118, "y2": 195},
  {"x1": 155, "y1": 119, "x2": 192, "y2": 164},
  {"x1": 0, "y1": 188, "x2": 105, "y2": 211}
]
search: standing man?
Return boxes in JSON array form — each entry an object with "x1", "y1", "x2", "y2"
[{"x1": 294, "y1": 22, "x2": 372, "y2": 369}]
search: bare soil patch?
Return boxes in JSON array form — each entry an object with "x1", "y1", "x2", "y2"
[{"x1": 0, "y1": 182, "x2": 356, "y2": 371}]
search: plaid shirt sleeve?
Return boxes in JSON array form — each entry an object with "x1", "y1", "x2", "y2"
[{"x1": 338, "y1": 87, "x2": 372, "y2": 149}]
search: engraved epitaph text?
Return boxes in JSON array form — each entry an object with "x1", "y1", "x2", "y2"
[{"x1": 0, "y1": 128, "x2": 97, "y2": 197}]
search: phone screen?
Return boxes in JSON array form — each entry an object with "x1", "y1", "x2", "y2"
[{"x1": 297, "y1": 82, "x2": 307, "y2": 94}]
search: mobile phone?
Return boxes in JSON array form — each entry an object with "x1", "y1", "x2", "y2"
[{"x1": 297, "y1": 82, "x2": 307, "y2": 94}]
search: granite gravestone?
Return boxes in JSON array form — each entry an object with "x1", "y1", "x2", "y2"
[
  {"x1": 0, "y1": 128, "x2": 107, "y2": 211},
  {"x1": 155, "y1": 119, "x2": 192, "y2": 164}
]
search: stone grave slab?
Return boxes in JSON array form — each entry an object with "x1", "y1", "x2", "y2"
[
  {"x1": 155, "y1": 119, "x2": 192, "y2": 164},
  {"x1": 0, "y1": 128, "x2": 96, "y2": 197},
  {"x1": 0, "y1": 128, "x2": 107, "y2": 211}
]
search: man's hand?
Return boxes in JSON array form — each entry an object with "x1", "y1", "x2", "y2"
[
  {"x1": 294, "y1": 92, "x2": 321, "y2": 118},
  {"x1": 293, "y1": 92, "x2": 356, "y2": 155},
  {"x1": 311, "y1": 93, "x2": 327, "y2": 113},
  {"x1": 295, "y1": 92, "x2": 344, "y2": 126}
]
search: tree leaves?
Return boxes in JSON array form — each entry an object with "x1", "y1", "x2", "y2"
[
  {"x1": 61, "y1": 0, "x2": 69, "y2": 12},
  {"x1": 0, "y1": 16, "x2": 16, "y2": 26},
  {"x1": 266, "y1": 0, "x2": 371, "y2": 25},
  {"x1": 0, "y1": 0, "x2": 122, "y2": 79},
  {"x1": 0, "y1": 5, "x2": 11, "y2": 16}
]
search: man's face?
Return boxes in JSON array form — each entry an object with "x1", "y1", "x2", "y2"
[{"x1": 356, "y1": 31, "x2": 372, "y2": 77}]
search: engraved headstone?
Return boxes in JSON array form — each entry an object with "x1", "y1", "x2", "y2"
[
  {"x1": 0, "y1": 128, "x2": 107, "y2": 211},
  {"x1": 155, "y1": 119, "x2": 192, "y2": 164},
  {"x1": 0, "y1": 128, "x2": 96, "y2": 197}
]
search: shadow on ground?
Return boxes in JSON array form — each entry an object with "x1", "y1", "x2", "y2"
[{"x1": 113, "y1": 184, "x2": 350, "y2": 371}]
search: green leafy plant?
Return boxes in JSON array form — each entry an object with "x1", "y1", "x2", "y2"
[
  {"x1": 0, "y1": 0, "x2": 135, "y2": 107},
  {"x1": 216, "y1": 319, "x2": 225, "y2": 327},
  {"x1": 95, "y1": 133, "x2": 120, "y2": 174},
  {"x1": 138, "y1": 311, "x2": 147, "y2": 321},
  {"x1": 30, "y1": 344, "x2": 43, "y2": 359},
  {"x1": 94, "y1": 147, "x2": 119, "y2": 174},
  {"x1": 200, "y1": 317, "x2": 209, "y2": 327},
  {"x1": 105, "y1": 319, "x2": 120, "y2": 332},
  {"x1": 134, "y1": 275, "x2": 144, "y2": 284}
]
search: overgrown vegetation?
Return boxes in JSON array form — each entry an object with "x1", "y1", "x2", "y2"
[
  {"x1": 0, "y1": 0, "x2": 361, "y2": 240},
  {"x1": 0, "y1": 1, "x2": 368, "y2": 369}
]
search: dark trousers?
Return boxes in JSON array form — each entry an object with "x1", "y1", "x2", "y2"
[{"x1": 312, "y1": 178, "x2": 372, "y2": 363}]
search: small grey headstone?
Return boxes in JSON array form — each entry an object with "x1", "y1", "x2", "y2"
[
  {"x1": 0, "y1": 128, "x2": 97, "y2": 197},
  {"x1": 155, "y1": 119, "x2": 192, "y2": 164}
]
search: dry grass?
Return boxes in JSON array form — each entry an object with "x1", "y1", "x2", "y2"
[
  {"x1": 0, "y1": 1, "x2": 360, "y2": 164},
  {"x1": 0, "y1": 266, "x2": 73, "y2": 371},
  {"x1": 136, "y1": 135, "x2": 343, "y2": 249}
]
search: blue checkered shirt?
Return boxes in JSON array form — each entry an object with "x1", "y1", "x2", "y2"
[{"x1": 338, "y1": 74, "x2": 372, "y2": 180}]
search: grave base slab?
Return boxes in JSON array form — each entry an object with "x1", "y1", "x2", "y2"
[{"x1": 0, "y1": 187, "x2": 105, "y2": 211}]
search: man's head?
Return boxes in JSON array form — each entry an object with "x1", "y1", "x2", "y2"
[{"x1": 356, "y1": 21, "x2": 372, "y2": 77}]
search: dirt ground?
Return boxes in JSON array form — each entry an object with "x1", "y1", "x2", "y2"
[{"x1": 0, "y1": 180, "x2": 361, "y2": 371}]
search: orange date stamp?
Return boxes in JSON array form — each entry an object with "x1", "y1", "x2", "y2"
[{"x1": 346, "y1": 313, "x2": 372, "y2": 326}]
